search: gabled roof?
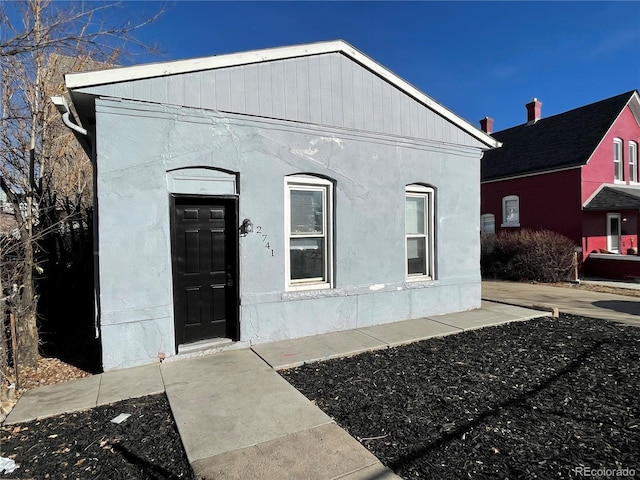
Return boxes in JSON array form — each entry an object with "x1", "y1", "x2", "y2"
[
  {"x1": 65, "y1": 40, "x2": 499, "y2": 149},
  {"x1": 583, "y1": 184, "x2": 640, "y2": 211},
  {"x1": 481, "y1": 90, "x2": 640, "y2": 181}
]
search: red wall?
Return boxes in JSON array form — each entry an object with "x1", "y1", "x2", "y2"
[
  {"x1": 582, "y1": 105, "x2": 640, "y2": 202},
  {"x1": 582, "y1": 210, "x2": 639, "y2": 255},
  {"x1": 481, "y1": 168, "x2": 583, "y2": 245}
]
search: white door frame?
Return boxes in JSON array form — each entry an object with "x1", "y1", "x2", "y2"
[{"x1": 607, "y1": 213, "x2": 621, "y2": 253}]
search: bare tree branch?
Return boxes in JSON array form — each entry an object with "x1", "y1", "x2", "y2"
[{"x1": 0, "y1": 0, "x2": 164, "y2": 377}]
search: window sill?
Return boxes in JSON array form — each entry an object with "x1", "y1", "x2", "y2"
[
  {"x1": 500, "y1": 223, "x2": 520, "y2": 228},
  {"x1": 406, "y1": 275, "x2": 433, "y2": 282},
  {"x1": 286, "y1": 282, "x2": 332, "y2": 292},
  {"x1": 614, "y1": 179, "x2": 626, "y2": 184}
]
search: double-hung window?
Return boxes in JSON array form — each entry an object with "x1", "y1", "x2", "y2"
[
  {"x1": 405, "y1": 185, "x2": 435, "y2": 279},
  {"x1": 501, "y1": 195, "x2": 520, "y2": 227},
  {"x1": 614, "y1": 138, "x2": 623, "y2": 182},
  {"x1": 480, "y1": 213, "x2": 496, "y2": 234},
  {"x1": 630, "y1": 141, "x2": 638, "y2": 183},
  {"x1": 285, "y1": 175, "x2": 333, "y2": 290}
]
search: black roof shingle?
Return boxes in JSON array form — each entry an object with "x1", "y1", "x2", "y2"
[{"x1": 481, "y1": 91, "x2": 637, "y2": 181}]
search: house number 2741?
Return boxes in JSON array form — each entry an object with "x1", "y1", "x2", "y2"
[{"x1": 255, "y1": 226, "x2": 274, "y2": 256}]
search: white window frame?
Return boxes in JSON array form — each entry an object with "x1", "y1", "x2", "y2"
[
  {"x1": 501, "y1": 195, "x2": 520, "y2": 227},
  {"x1": 405, "y1": 184, "x2": 435, "y2": 281},
  {"x1": 284, "y1": 175, "x2": 333, "y2": 291},
  {"x1": 614, "y1": 138, "x2": 624, "y2": 183},
  {"x1": 607, "y1": 213, "x2": 621, "y2": 253},
  {"x1": 480, "y1": 213, "x2": 496, "y2": 234},
  {"x1": 630, "y1": 141, "x2": 638, "y2": 183}
]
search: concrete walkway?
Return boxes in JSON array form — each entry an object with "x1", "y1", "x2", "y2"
[
  {"x1": 4, "y1": 301, "x2": 547, "y2": 479},
  {"x1": 482, "y1": 279, "x2": 640, "y2": 326}
]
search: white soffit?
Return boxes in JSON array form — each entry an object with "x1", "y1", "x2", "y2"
[{"x1": 65, "y1": 40, "x2": 500, "y2": 148}]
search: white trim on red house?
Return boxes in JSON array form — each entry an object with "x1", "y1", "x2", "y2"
[{"x1": 65, "y1": 40, "x2": 500, "y2": 149}]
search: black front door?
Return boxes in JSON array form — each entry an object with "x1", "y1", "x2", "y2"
[{"x1": 171, "y1": 196, "x2": 239, "y2": 347}]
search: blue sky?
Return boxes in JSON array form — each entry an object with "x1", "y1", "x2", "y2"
[{"x1": 116, "y1": 1, "x2": 639, "y2": 132}]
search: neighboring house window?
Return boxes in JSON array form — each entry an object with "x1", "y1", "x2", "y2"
[
  {"x1": 405, "y1": 184, "x2": 435, "y2": 280},
  {"x1": 480, "y1": 214, "x2": 495, "y2": 234},
  {"x1": 614, "y1": 138, "x2": 623, "y2": 182},
  {"x1": 501, "y1": 195, "x2": 520, "y2": 227},
  {"x1": 285, "y1": 175, "x2": 333, "y2": 290},
  {"x1": 630, "y1": 141, "x2": 638, "y2": 183}
]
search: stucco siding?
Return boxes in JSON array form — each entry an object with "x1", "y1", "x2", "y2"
[
  {"x1": 94, "y1": 98, "x2": 483, "y2": 369},
  {"x1": 78, "y1": 53, "x2": 484, "y2": 149}
]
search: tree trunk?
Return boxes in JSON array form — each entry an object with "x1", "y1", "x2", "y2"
[
  {"x1": 17, "y1": 232, "x2": 39, "y2": 367},
  {"x1": 0, "y1": 246, "x2": 8, "y2": 403}
]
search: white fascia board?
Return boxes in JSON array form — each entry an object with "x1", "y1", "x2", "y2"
[
  {"x1": 65, "y1": 40, "x2": 346, "y2": 89},
  {"x1": 65, "y1": 39, "x2": 500, "y2": 149}
]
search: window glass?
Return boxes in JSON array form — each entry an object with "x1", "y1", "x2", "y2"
[
  {"x1": 405, "y1": 196, "x2": 425, "y2": 234},
  {"x1": 505, "y1": 199, "x2": 519, "y2": 223},
  {"x1": 290, "y1": 238, "x2": 324, "y2": 279},
  {"x1": 407, "y1": 237, "x2": 426, "y2": 275},
  {"x1": 290, "y1": 190, "x2": 323, "y2": 234}
]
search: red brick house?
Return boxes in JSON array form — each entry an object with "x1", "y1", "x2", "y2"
[{"x1": 480, "y1": 90, "x2": 640, "y2": 280}]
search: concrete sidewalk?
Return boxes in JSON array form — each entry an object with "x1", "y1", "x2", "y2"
[
  {"x1": 482, "y1": 280, "x2": 640, "y2": 326},
  {"x1": 4, "y1": 301, "x2": 547, "y2": 479}
]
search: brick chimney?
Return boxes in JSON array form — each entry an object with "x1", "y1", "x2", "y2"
[
  {"x1": 479, "y1": 117, "x2": 494, "y2": 134},
  {"x1": 526, "y1": 98, "x2": 542, "y2": 124}
]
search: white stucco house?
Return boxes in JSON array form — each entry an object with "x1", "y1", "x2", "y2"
[{"x1": 57, "y1": 40, "x2": 499, "y2": 370}]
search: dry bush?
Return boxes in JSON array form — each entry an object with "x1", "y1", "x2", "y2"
[{"x1": 481, "y1": 230, "x2": 576, "y2": 283}]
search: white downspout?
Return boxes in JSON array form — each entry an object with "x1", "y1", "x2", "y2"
[{"x1": 51, "y1": 95, "x2": 87, "y2": 136}]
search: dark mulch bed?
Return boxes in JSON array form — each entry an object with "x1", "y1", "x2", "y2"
[
  {"x1": 0, "y1": 394, "x2": 195, "y2": 479},
  {"x1": 281, "y1": 314, "x2": 640, "y2": 479}
]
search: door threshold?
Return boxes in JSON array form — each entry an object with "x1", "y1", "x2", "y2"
[{"x1": 169, "y1": 338, "x2": 250, "y2": 362}]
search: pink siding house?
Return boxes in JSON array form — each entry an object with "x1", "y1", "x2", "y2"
[{"x1": 481, "y1": 90, "x2": 640, "y2": 280}]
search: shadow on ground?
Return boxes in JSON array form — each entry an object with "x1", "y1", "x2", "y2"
[{"x1": 592, "y1": 300, "x2": 640, "y2": 316}]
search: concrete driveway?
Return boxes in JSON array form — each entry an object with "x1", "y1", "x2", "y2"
[{"x1": 482, "y1": 280, "x2": 640, "y2": 326}]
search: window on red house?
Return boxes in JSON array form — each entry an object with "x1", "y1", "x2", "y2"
[
  {"x1": 630, "y1": 141, "x2": 638, "y2": 183},
  {"x1": 614, "y1": 138, "x2": 623, "y2": 182}
]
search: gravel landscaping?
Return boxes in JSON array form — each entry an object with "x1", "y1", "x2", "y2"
[
  {"x1": 1, "y1": 313, "x2": 638, "y2": 479},
  {"x1": 282, "y1": 314, "x2": 640, "y2": 479},
  {"x1": 0, "y1": 394, "x2": 194, "y2": 479}
]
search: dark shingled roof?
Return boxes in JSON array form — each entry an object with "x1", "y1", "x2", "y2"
[
  {"x1": 481, "y1": 91, "x2": 637, "y2": 181},
  {"x1": 583, "y1": 185, "x2": 640, "y2": 211}
]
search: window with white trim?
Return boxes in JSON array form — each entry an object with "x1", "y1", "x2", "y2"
[
  {"x1": 285, "y1": 175, "x2": 333, "y2": 290},
  {"x1": 614, "y1": 138, "x2": 623, "y2": 182},
  {"x1": 480, "y1": 213, "x2": 495, "y2": 234},
  {"x1": 630, "y1": 141, "x2": 638, "y2": 183},
  {"x1": 405, "y1": 185, "x2": 435, "y2": 279},
  {"x1": 502, "y1": 195, "x2": 520, "y2": 227}
]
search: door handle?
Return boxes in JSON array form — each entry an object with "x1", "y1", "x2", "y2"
[{"x1": 226, "y1": 272, "x2": 234, "y2": 287}]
